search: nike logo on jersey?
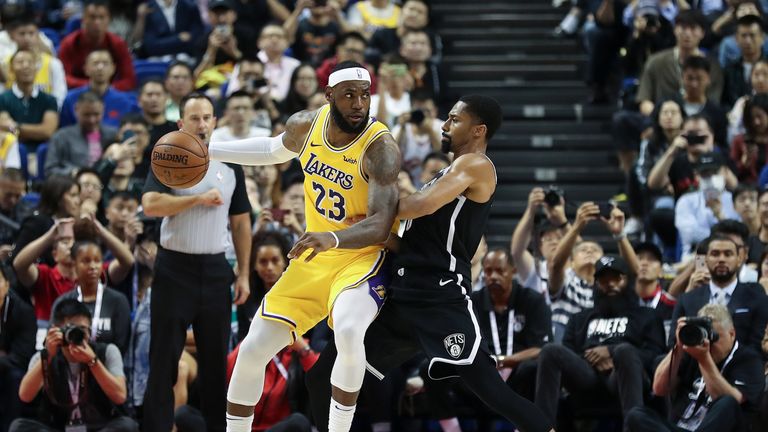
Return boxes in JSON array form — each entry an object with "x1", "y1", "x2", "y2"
[
  {"x1": 439, "y1": 278, "x2": 452, "y2": 286},
  {"x1": 310, "y1": 142, "x2": 322, "y2": 147}
]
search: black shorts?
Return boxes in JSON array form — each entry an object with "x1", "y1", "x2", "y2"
[{"x1": 364, "y1": 270, "x2": 491, "y2": 380}]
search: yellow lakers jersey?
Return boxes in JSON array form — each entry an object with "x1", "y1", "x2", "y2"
[
  {"x1": 5, "y1": 53, "x2": 53, "y2": 94},
  {"x1": 298, "y1": 104, "x2": 394, "y2": 251}
]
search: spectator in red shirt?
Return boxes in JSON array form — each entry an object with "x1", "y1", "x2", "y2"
[
  {"x1": 58, "y1": 0, "x2": 137, "y2": 91},
  {"x1": 226, "y1": 341, "x2": 315, "y2": 432}
]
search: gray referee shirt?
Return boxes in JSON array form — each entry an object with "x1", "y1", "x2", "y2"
[{"x1": 142, "y1": 159, "x2": 251, "y2": 254}]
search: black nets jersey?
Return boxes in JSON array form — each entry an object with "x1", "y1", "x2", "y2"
[{"x1": 393, "y1": 159, "x2": 495, "y2": 286}]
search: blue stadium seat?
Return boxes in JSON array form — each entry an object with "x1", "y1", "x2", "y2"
[
  {"x1": 35, "y1": 143, "x2": 48, "y2": 181},
  {"x1": 134, "y1": 60, "x2": 171, "y2": 85},
  {"x1": 39, "y1": 27, "x2": 61, "y2": 52},
  {"x1": 18, "y1": 143, "x2": 48, "y2": 182},
  {"x1": 63, "y1": 16, "x2": 82, "y2": 37}
]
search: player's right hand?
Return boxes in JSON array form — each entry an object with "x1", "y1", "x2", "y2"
[{"x1": 199, "y1": 188, "x2": 223, "y2": 207}]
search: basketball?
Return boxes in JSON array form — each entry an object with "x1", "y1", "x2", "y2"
[{"x1": 151, "y1": 130, "x2": 209, "y2": 189}]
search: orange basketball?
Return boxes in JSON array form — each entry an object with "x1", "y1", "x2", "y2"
[{"x1": 151, "y1": 130, "x2": 209, "y2": 189}]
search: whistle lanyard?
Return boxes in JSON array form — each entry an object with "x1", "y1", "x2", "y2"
[
  {"x1": 489, "y1": 310, "x2": 514, "y2": 357},
  {"x1": 77, "y1": 283, "x2": 104, "y2": 341}
]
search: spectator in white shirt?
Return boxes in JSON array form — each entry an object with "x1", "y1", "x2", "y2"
[
  {"x1": 256, "y1": 25, "x2": 300, "y2": 102},
  {"x1": 391, "y1": 91, "x2": 442, "y2": 182},
  {"x1": 675, "y1": 151, "x2": 740, "y2": 258}
]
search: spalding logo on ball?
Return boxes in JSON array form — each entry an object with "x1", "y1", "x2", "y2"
[{"x1": 151, "y1": 130, "x2": 209, "y2": 189}]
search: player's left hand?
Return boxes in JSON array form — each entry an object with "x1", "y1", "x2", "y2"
[
  {"x1": 288, "y1": 232, "x2": 338, "y2": 262},
  {"x1": 233, "y1": 275, "x2": 250, "y2": 306}
]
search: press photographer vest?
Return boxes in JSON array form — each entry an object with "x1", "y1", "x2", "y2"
[{"x1": 39, "y1": 342, "x2": 120, "y2": 428}]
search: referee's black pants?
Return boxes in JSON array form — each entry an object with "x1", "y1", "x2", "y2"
[{"x1": 143, "y1": 248, "x2": 234, "y2": 432}]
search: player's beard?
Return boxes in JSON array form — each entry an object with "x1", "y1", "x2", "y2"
[
  {"x1": 441, "y1": 136, "x2": 451, "y2": 154},
  {"x1": 330, "y1": 102, "x2": 369, "y2": 134}
]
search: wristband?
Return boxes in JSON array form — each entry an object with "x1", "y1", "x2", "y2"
[
  {"x1": 87, "y1": 356, "x2": 98, "y2": 368},
  {"x1": 329, "y1": 231, "x2": 340, "y2": 248},
  {"x1": 613, "y1": 232, "x2": 627, "y2": 241}
]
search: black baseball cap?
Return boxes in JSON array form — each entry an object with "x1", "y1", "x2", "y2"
[
  {"x1": 594, "y1": 255, "x2": 630, "y2": 278},
  {"x1": 634, "y1": 242, "x2": 663, "y2": 263},
  {"x1": 208, "y1": 0, "x2": 234, "y2": 10}
]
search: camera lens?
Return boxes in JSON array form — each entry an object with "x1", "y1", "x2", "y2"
[
  {"x1": 64, "y1": 326, "x2": 86, "y2": 346},
  {"x1": 544, "y1": 190, "x2": 561, "y2": 207},
  {"x1": 678, "y1": 323, "x2": 707, "y2": 346}
]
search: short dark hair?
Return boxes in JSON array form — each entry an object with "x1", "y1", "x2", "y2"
[
  {"x1": 743, "y1": 93, "x2": 768, "y2": 138},
  {"x1": 139, "y1": 78, "x2": 166, "y2": 95},
  {"x1": 119, "y1": 113, "x2": 150, "y2": 129},
  {"x1": 411, "y1": 88, "x2": 435, "y2": 105},
  {"x1": 107, "y1": 190, "x2": 139, "y2": 206},
  {"x1": 422, "y1": 151, "x2": 450, "y2": 167},
  {"x1": 83, "y1": 0, "x2": 109, "y2": 10},
  {"x1": 682, "y1": 55, "x2": 710, "y2": 74},
  {"x1": 226, "y1": 90, "x2": 253, "y2": 104},
  {"x1": 52, "y1": 298, "x2": 92, "y2": 326},
  {"x1": 76, "y1": 90, "x2": 103, "y2": 105},
  {"x1": 459, "y1": 94, "x2": 503, "y2": 140},
  {"x1": 5, "y1": 12, "x2": 35, "y2": 31},
  {"x1": 706, "y1": 234, "x2": 739, "y2": 252},
  {"x1": 0, "y1": 167, "x2": 25, "y2": 183},
  {"x1": 711, "y1": 220, "x2": 750, "y2": 245},
  {"x1": 683, "y1": 113, "x2": 713, "y2": 131},
  {"x1": 736, "y1": 14, "x2": 764, "y2": 31},
  {"x1": 335, "y1": 32, "x2": 367, "y2": 50},
  {"x1": 75, "y1": 167, "x2": 101, "y2": 183},
  {"x1": 10, "y1": 47, "x2": 33, "y2": 64},
  {"x1": 483, "y1": 247, "x2": 513, "y2": 267},
  {"x1": 164, "y1": 60, "x2": 193, "y2": 81},
  {"x1": 179, "y1": 92, "x2": 214, "y2": 118},
  {"x1": 732, "y1": 183, "x2": 759, "y2": 203},
  {"x1": 675, "y1": 10, "x2": 707, "y2": 29}
]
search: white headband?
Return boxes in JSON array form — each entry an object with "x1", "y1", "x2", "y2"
[{"x1": 328, "y1": 67, "x2": 371, "y2": 87}]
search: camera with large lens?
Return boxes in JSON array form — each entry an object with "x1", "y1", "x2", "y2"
[
  {"x1": 543, "y1": 186, "x2": 564, "y2": 207},
  {"x1": 678, "y1": 317, "x2": 719, "y2": 346},
  {"x1": 61, "y1": 324, "x2": 86, "y2": 346}
]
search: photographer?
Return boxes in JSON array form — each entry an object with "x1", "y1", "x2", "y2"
[
  {"x1": 669, "y1": 234, "x2": 768, "y2": 353},
  {"x1": 548, "y1": 202, "x2": 639, "y2": 342},
  {"x1": 12, "y1": 298, "x2": 137, "y2": 432},
  {"x1": 392, "y1": 91, "x2": 443, "y2": 182},
  {"x1": 535, "y1": 255, "x2": 666, "y2": 426},
  {"x1": 675, "y1": 152, "x2": 739, "y2": 258},
  {"x1": 626, "y1": 304, "x2": 764, "y2": 432},
  {"x1": 510, "y1": 186, "x2": 569, "y2": 296},
  {"x1": 647, "y1": 114, "x2": 737, "y2": 200}
]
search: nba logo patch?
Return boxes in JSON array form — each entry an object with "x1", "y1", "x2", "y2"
[
  {"x1": 356, "y1": 69, "x2": 363, "y2": 79},
  {"x1": 443, "y1": 333, "x2": 465, "y2": 358}
]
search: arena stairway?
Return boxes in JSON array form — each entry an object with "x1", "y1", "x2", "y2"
[{"x1": 431, "y1": 0, "x2": 625, "y2": 252}]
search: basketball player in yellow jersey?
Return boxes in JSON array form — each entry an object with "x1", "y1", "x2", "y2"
[{"x1": 208, "y1": 61, "x2": 401, "y2": 432}]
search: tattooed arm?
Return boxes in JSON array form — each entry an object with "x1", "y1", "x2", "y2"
[{"x1": 288, "y1": 133, "x2": 401, "y2": 261}]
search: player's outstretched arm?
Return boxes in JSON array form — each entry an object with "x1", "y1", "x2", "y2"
[
  {"x1": 287, "y1": 134, "x2": 401, "y2": 261},
  {"x1": 208, "y1": 109, "x2": 315, "y2": 165},
  {"x1": 397, "y1": 153, "x2": 494, "y2": 220}
]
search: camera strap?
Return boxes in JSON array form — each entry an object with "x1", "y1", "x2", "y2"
[
  {"x1": 77, "y1": 283, "x2": 104, "y2": 341},
  {"x1": 67, "y1": 367, "x2": 86, "y2": 422}
]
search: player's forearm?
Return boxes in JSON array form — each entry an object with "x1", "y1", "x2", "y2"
[
  {"x1": 337, "y1": 212, "x2": 393, "y2": 248},
  {"x1": 142, "y1": 192, "x2": 202, "y2": 217},
  {"x1": 208, "y1": 133, "x2": 297, "y2": 166}
]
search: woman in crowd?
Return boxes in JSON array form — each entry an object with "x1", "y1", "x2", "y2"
[
  {"x1": 15, "y1": 175, "x2": 80, "y2": 267},
  {"x1": 731, "y1": 92, "x2": 768, "y2": 183},
  {"x1": 278, "y1": 64, "x2": 319, "y2": 117}
]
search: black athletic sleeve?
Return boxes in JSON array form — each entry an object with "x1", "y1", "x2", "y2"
[
  {"x1": 519, "y1": 289, "x2": 552, "y2": 349},
  {"x1": 142, "y1": 165, "x2": 172, "y2": 195},
  {"x1": 226, "y1": 163, "x2": 252, "y2": 216}
]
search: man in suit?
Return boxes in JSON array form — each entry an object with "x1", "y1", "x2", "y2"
[
  {"x1": 139, "y1": 0, "x2": 205, "y2": 61},
  {"x1": 669, "y1": 234, "x2": 768, "y2": 353}
]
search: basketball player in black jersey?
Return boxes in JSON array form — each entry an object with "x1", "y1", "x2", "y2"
[{"x1": 305, "y1": 95, "x2": 554, "y2": 432}]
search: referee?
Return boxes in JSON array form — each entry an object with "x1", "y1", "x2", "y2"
[{"x1": 141, "y1": 93, "x2": 251, "y2": 432}]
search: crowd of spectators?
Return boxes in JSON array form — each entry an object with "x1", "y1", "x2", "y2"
[{"x1": 0, "y1": 0, "x2": 766, "y2": 431}]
